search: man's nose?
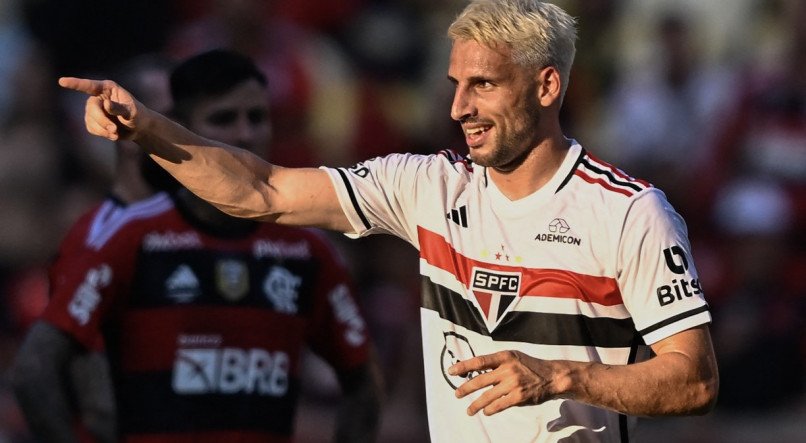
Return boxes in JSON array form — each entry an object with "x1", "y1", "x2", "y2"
[
  {"x1": 235, "y1": 117, "x2": 258, "y2": 145},
  {"x1": 450, "y1": 87, "x2": 476, "y2": 122}
]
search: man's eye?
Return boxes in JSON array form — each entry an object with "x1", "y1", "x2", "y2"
[{"x1": 207, "y1": 111, "x2": 237, "y2": 126}]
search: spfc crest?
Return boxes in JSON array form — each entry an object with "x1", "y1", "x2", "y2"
[
  {"x1": 470, "y1": 267, "x2": 521, "y2": 330},
  {"x1": 215, "y1": 259, "x2": 249, "y2": 302}
]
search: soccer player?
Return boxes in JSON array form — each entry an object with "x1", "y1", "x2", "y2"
[
  {"x1": 10, "y1": 53, "x2": 176, "y2": 443},
  {"x1": 57, "y1": 1, "x2": 718, "y2": 441},
  {"x1": 13, "y1": 49, "x2": 382, "y2": 443}
]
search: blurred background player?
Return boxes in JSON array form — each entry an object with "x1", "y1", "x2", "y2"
[
  {"x1": 9, "y1": 53, "x2": 176, "y2": 443},
  {"x1": 11, "y1": 49, "x2": 382, "y2": 443}
]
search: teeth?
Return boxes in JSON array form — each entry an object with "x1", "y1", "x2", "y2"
[{"x1": 466, "y1": 127, "x2": 489, "y2": 135}]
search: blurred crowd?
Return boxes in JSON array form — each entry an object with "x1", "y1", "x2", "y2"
[{"x1": 0, "y1": 0, "x2": 803, "y2": 441}]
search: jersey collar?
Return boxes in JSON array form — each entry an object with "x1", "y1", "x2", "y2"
[{"x1": 485, "y1": 140, "x2": 582, "y2": 218}]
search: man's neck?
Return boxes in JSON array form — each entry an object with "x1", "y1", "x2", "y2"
[
  {"x1": 112, "y1": 168, "x2": 156, "y2": 204},
  {"x1": 488, "y1": 135, "x2": 571, "y2": 201},
  {"x1": 175, "y1": 188, "x2": 255, "y2": 232}
]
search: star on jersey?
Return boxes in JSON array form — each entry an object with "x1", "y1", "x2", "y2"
[{"x1": 482, "y1": 244, "x2": 522, "y2": 263}]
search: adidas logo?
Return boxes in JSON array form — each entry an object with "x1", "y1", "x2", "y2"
[
  {"x1": 166, "y1": 264, "x2": 200, "y2": 303},
  {"x1": 446, "y1": 205, "x2": 468, "y2": 228}
]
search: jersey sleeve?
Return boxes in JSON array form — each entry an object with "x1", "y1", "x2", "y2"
[
  {"x1": 304, "y1": 231, "x2": 370, "y2": 371},
  {"x1": 320, "y1": 153, "x2": 430, "y2": 243},
  {"x1": 41, "y1": 217, "x2": 139, "y2": 351},
  {"x1": 617, "y1": 189, "x2": 711, "y2": 345}
]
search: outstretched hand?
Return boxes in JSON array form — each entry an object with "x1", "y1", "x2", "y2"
[
  {"x1": 58, "y1": 77, "x2": 144, "y2": 141},
  {"x1": 449, "y1": 350, "x2": 560, "y2": 416}
]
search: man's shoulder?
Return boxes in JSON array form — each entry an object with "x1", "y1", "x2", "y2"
[
  {"x1": 356, "y1": 149, "x2": 474, "y2": 172},
  {"x1": 565, "y1": 148, "x2": 655, "y2": 203}
]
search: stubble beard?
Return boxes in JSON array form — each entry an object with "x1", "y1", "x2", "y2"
[{"x1": 472, "y1": 104, "x2": 542, "y2": 172}]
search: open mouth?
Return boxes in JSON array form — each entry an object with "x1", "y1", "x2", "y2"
[{"x1": 464, "y1": 125, "x2": 492, "y2": 147}]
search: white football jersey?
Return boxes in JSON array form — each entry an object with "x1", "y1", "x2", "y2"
[{"x1": 322, "y1": 141, "x2": 710, "y2": 442}]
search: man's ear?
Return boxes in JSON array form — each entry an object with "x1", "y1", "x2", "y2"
[{"x1": 536, "y1": 66, "x2": 562, "y2": 107}]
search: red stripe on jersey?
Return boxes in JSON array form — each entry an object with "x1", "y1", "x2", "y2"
[
  {"x1": 573, "y1": 170, "x2": 635, "y2": 197},
  {"x1": 518, "y1": 268, "x2": 623, "y2": 305},
  {"x1": 122, "y1": 430, "x2": 290, "y2": 443},
  {"x1": 586, "y1": 152, "x2": 652, "y2": 188},
  {"x1": 418, "y1": 227, "x2": 623, "y2": 306},
  {"x1": 117, "y1": 307, "x2": 307, "y2": 373}
]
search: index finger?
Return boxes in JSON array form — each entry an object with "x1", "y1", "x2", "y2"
[
  {"x1": 449, "y1": 353, "x2": 504, "y2": 376},
  {"x1": 58, "y1": 77, "x2": 107, "y2": 95}
]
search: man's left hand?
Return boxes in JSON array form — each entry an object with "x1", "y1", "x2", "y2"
[{"x1": 449, "y1": 350, "x2": 559, "y2": 416}]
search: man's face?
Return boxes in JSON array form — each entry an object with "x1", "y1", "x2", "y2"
[
  {"x1": 185, "y1": 78, "x2": 271, "y2": 157},
  {"x1": 448, "y1": 39, "x2": 542, "y2": 170}
]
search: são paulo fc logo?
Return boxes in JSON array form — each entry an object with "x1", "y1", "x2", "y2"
[
  {"x1": 470, "y1": 267, "x2": 520, "y2": 330},
  {"x1": 440, "y1": 331, "x2": 483, "y2": 389}
]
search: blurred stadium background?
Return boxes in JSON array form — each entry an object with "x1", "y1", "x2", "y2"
[{"x1": 0, "y1": 0, "x2": 803, "y2": 441}]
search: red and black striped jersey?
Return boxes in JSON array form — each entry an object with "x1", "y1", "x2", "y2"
[
  {"x1": 323, "y1": 141, "x2": 710, "y2": 443},
  {"x1": 42, "y1": 192, "x2": 369, "y2": 443}
]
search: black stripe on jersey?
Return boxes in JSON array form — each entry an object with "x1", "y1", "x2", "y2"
[
  {"x1": 637, "y1": 305, "x2": 710, "y2": 337},
  {"x1": 116, "y1": 372, "x2": 299, "y2": 435},
  {"x1": 423, "y1": 280, "x2": 490, "y2": 336},
  {"x1": 438, "y1": 149, "x2": 462, "y2": 162},
  {"x1": 619, "y1": 335, "x2": 642, "y2": 443},
  {"x1": 130, "y1": 251, "x2": 319, "y2": 312},
  {"x1": 579, "y1": 157, "x2": 643, "y2": 193},
  {"x1": 554, "y1": 148, "x2": 585, "y2": 193},
  {"x1": 423, "y1": 279, "x2": 641, "y2": 348},
  {"x1": 336, "y1": 168, "x2": 371, "y2": 231},
  {"x1": 619, "y1": 414, "x2": 629, "y2": 443},
  {"x1": 495, "y1": 310, "x2": 639, "y2": 348}
]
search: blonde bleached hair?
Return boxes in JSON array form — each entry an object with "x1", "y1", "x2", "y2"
[{"x1": 448, "y1": 0, "x2": 577, "y2": 101}]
